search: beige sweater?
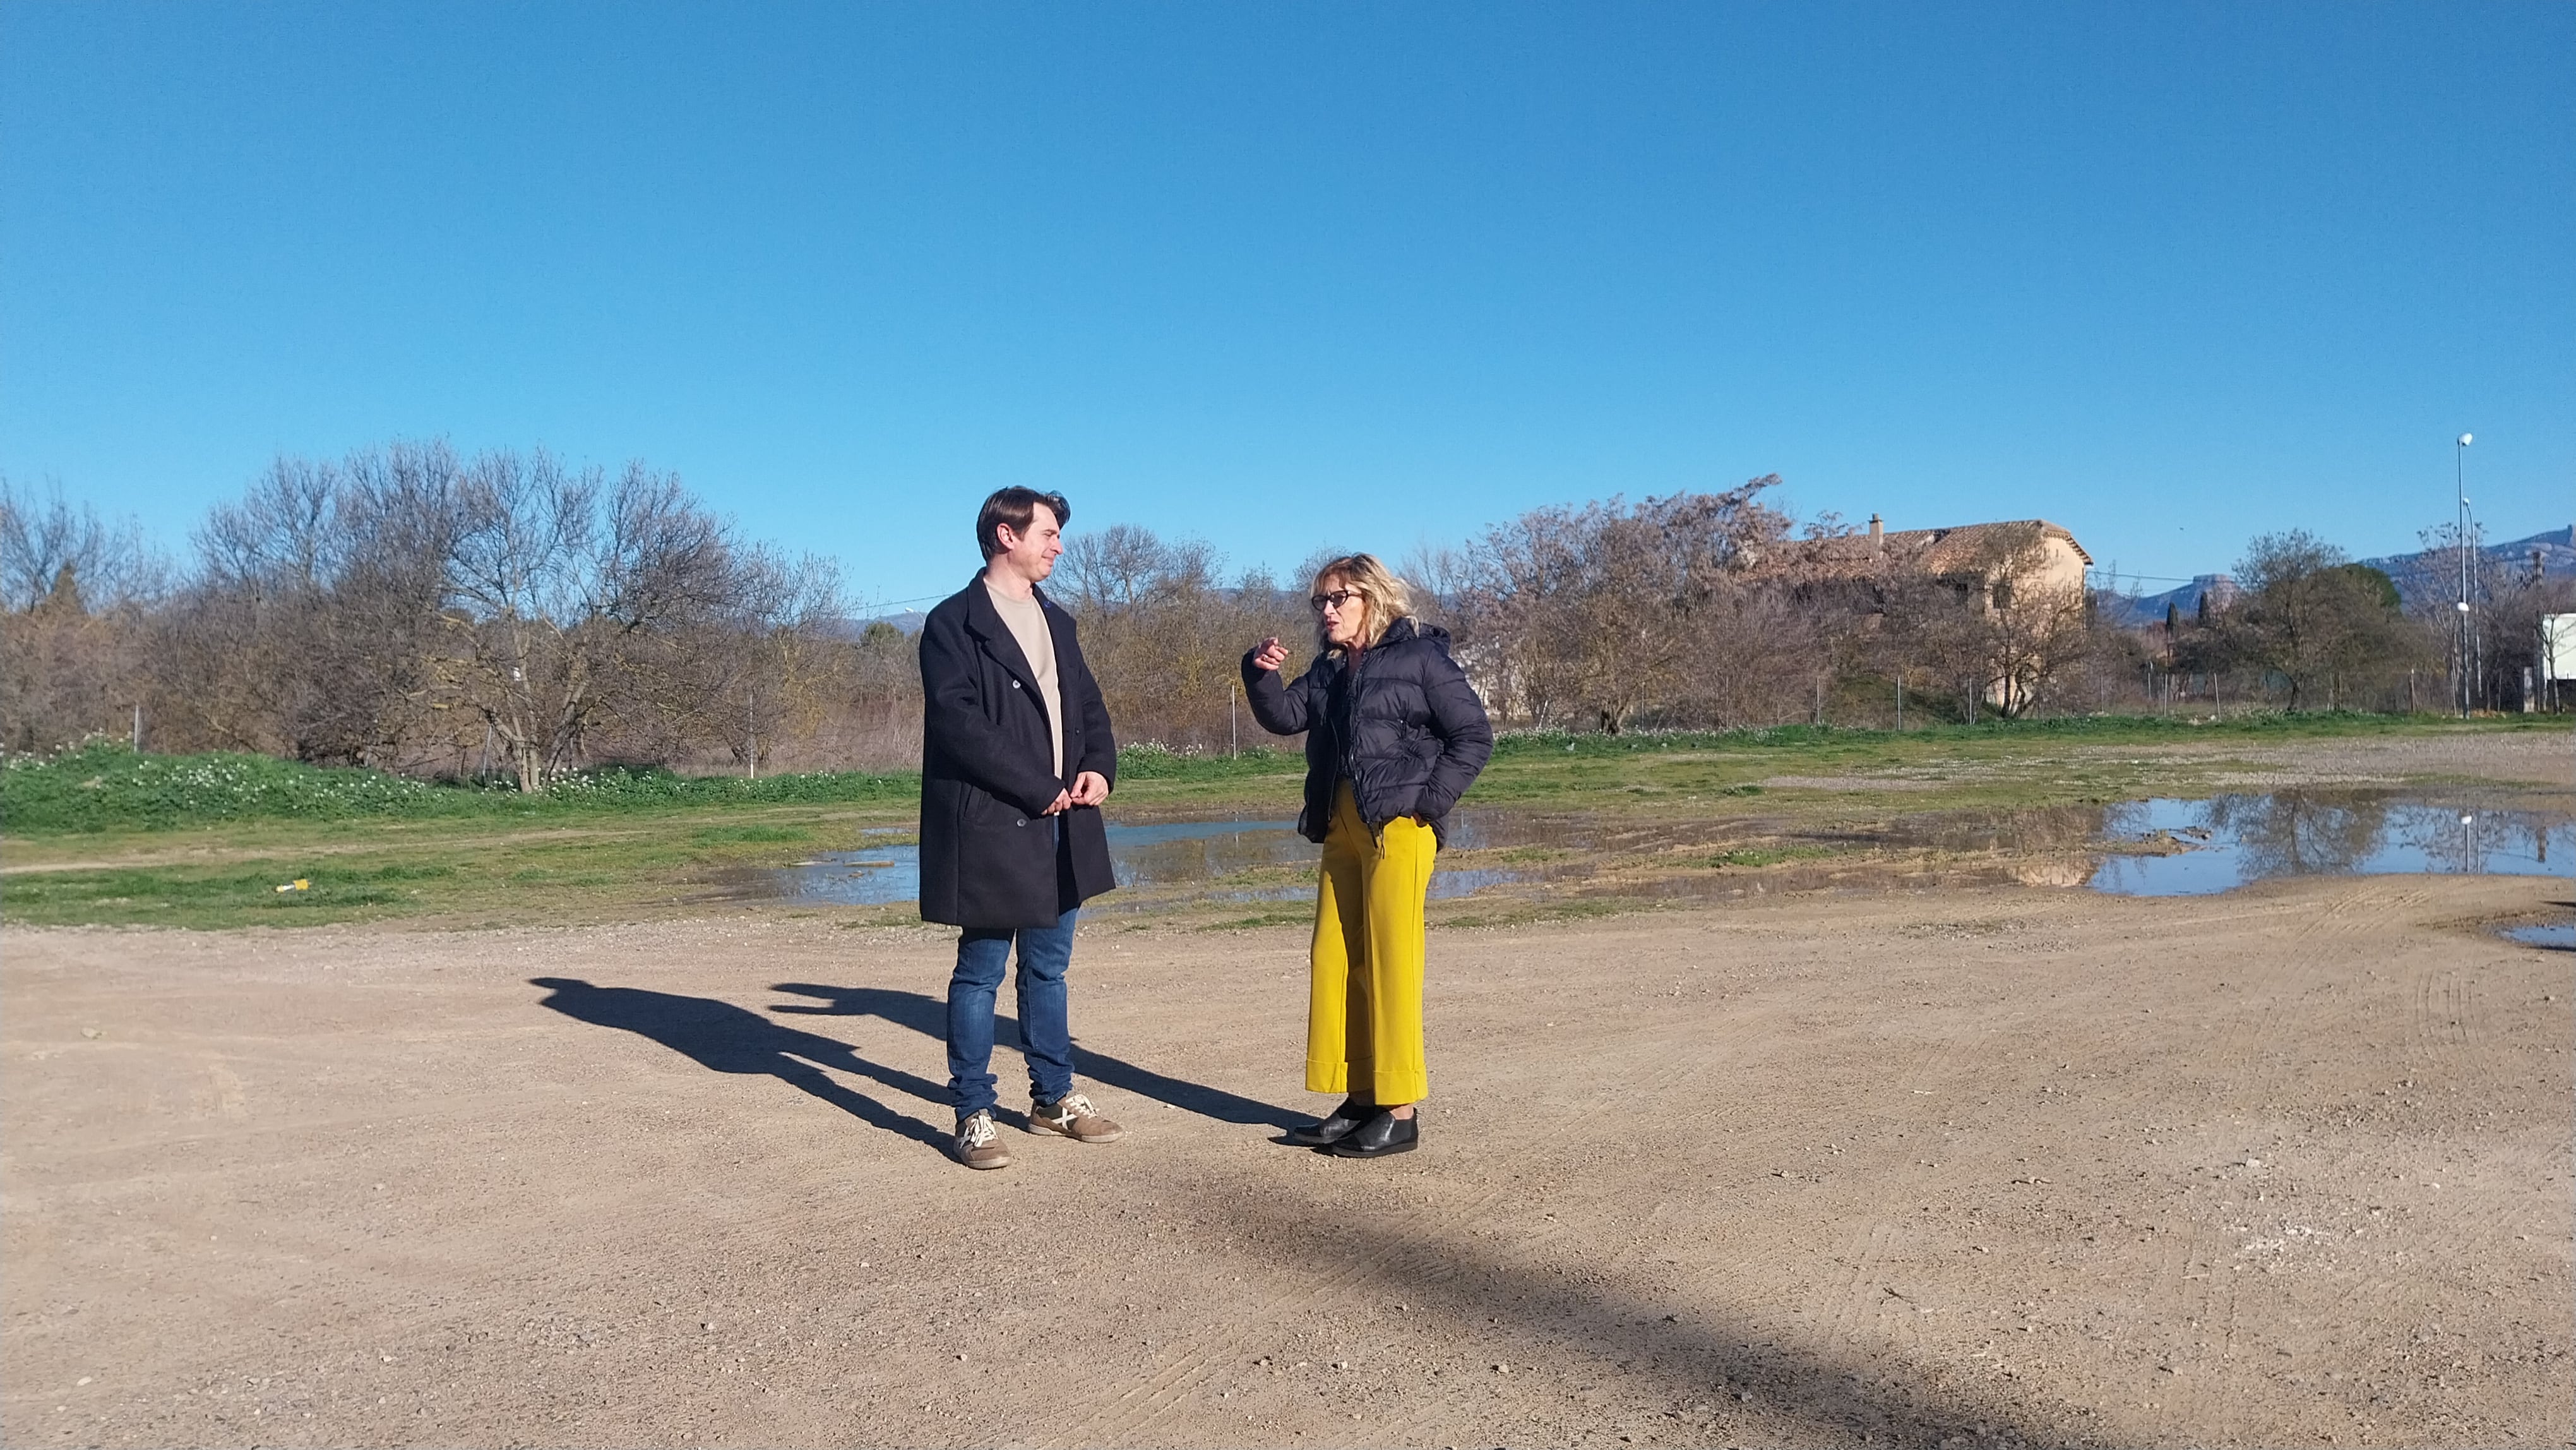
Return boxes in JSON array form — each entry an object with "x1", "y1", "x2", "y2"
[{"x1": 982, "y1": 579, "x2": 1063, "y2": 779}]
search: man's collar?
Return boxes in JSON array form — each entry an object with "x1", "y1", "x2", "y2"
[
  {"x1": 960, "y1": 575, "x2": 1046, "y2": 688},
  {"x1": 978, "y1": 563, "x2": 1047, "y2": 604}
]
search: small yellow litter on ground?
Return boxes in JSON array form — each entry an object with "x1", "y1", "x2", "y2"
[{"x1": 274, "y1": 878, "x2": 311, "y2": 894}]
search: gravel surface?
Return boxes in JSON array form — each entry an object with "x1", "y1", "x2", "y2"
[
  {"x1": 2166, "y1": 728, "x2": 2575, "y2": 788},
  {"x1": 6, "y1": 867, "x2": 2570, "y2": 1447}
]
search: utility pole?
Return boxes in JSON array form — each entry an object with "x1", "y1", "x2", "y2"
[{"x1": 2456, "y1": 433, "x2": 2474, "y2": 719}]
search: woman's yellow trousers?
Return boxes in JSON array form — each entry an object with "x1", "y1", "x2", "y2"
[{"x1": 1306, "y1": 782, "x2": 1436, "y2": 1105}]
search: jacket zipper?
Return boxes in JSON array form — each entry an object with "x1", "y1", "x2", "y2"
[{"x1": 1335, "y1": 650, "x2": 1383, "y2": 841}]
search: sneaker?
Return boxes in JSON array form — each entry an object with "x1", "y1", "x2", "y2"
[
  {"x1": 1027, "y1": 1091, "x2": 1124, "y2": 1142},
  {"x1": 954, "y1": 1109, "x2": 1012, "y2": 1170}
]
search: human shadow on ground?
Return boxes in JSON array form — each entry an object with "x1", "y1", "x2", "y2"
[
  {"x1": 528, "y1": 978, "x2": 950, "y2": 1150},
  {"x1": 769, "y1": 983, "x2": 1306, "y2": 1130},
  {"x1": 1184, "y1": 1188, "x2": 2113, "y2": 1450}
]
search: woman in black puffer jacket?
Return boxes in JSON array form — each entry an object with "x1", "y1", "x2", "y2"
[{"x1": 1242, "y1": 553, "x2": 1492, "y2": 1159}]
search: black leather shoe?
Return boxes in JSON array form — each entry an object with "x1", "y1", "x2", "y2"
[
  {"x1": 1284, "y1": 1098, "x2": 1371, "y2": 1147},
  {"x1": 1327, "y1": 1108, "x2": 1420, "y2": 1158}
]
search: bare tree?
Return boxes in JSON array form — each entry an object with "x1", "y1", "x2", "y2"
[
  {"x1": 432, "y1": 452, "x2": 753, "y2": 791},
  {"x1": 0, "y1": 477, "x2": 162, "y2": 613},
  {"x1": 2222, "y1": 531, "x2": 2414, "y2": 710},
  {"x1": 705, "y1": 546, "x2": 849, "y2": 776},
  {"x1": 0, "y1": 478, "x2": 167, "y2": 753},
  {"x1": 2472, "y1": 558, "x2": 2574, "y2": 712},
  {"x1": 1056, "y1": 525, "x2": 1308, "y2": 749},
  {"x1": 159, "y1": 444, "x2": 463, "y2": 765},
  {"x1": 1451, "y1": 477, "x2": 1796, "y2": 732},
  {"x1": 1864, "y1": 524, "x2": 2096, "y2": 722}
]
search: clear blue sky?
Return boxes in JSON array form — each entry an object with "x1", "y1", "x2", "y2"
[{"x1": 4, "y1": 1, "x2": 2568, "y2": 606}]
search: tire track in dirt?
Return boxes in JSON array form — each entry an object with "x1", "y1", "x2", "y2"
[
  {"x1": 2190, "y1": 884, "x2": 2416, "y2": 1082},
  {"x1": 1806, "y1": 1215, "x2": 1905, "y2": 1358},
  {"x1": 2128, "y1": 880, "x2": 2438, "y2": 1444},
  {"x1": 2144, "y1": 890, "x2": 2339, "y2": 1442},
  {"x1": 1783, "y1": 922, "x2": 2048, "y2": 1354}
]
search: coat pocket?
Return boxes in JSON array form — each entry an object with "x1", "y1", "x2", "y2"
[{"x1": 960, "y1": 783, "x2": 1027, "y2": 829}]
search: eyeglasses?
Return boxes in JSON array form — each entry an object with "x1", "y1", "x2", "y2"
[{"x1": 1308, "y1": 589, "x2": 1363, "y2": 613}]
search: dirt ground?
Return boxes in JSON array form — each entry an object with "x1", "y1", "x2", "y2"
[
  {"x1": 2153, "y1": 726, "x2": 2576, "y2": 788},
  {"x1": 6, "y1": 845, "x2": 2572, "y2": 1449}
]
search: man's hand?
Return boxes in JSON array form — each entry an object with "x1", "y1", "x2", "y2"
[
  {"x1": 1251, "y1": 636, "x2": 1288, "y2": 673},
  {"x1": 1069, "y1": 770, "x2": 1111, "y2": 808},
  {"x1": 1039, "y1": 788, "x2": 1073, "y2": 816}
]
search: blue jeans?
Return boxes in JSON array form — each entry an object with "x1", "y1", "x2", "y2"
[{"x1": 946, "y1": 906, "x2": 1078, "y2": 1119}]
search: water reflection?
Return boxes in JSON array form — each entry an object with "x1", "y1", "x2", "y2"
[
  {"x1": 1106, "y1": 818, "x2": 1303, "y2": 888},
  {"x1": 765, "y1": 818, "x2": 1524, "y2": 907},
  {"x1": 751, "y1": 789, "x2": 2573, "y2": 908},
  {"x1": 2089, "y1": 793, "x2": 2575, "y2": 897}
]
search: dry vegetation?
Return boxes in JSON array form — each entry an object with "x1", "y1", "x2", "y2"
[{"x1": 4, "y1": 453, "x2": 2565, "y2": 784}]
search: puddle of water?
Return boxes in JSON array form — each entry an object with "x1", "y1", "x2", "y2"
[
  {"x1": 2498, "y1": 921, "x2": 2576, "y2": 950},
  {"x1": 765, "y1": 818, "x2": 1526, "y2": 907},
  {"x1": 753, "y1": 789, "x2": 2573, "y2": 909},
  {"x1": 1105, "y1": 818, "x2": 1305, "y2": 888},
  {"x1": 2087, "y1": 795, "x2": 2575, "y2": 897}
]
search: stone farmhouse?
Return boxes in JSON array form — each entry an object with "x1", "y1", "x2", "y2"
[
  {"x1": 1792, "y1": 515, "x2": 2097, "y2": 716},
  {"x1": 1804, "y1": 515, "x2": 2095, "y2": 606}
]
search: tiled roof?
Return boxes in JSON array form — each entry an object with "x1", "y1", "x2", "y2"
[{"x1": 1809, "y1": 519, "x2": 2093, "y2": 574}]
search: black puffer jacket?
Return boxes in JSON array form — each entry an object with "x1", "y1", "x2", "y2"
[{"x1": 1241, "y1": 617, "x2": 1494, "y2": 845}]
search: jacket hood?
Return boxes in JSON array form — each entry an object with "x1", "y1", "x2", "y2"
[{"x1": 1345, "y1": 615, "x2": 1449, "y2": 654}]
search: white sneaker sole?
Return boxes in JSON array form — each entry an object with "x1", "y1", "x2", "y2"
[{"x1": 1025, "y1": 1117, "x2": 1124, "y2": 1142}]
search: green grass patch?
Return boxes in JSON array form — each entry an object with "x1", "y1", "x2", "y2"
[
  {"x1": 690, "y1": 825, "x2": 815, "y2": 845},
  {"x1": 1200, "y1": 909, "x2": 1313, "y2": 931},
  {"x1": 1485, "y1": 710, "x2": 2555, "y2": 762},
  {"x1": 1439, "y1": 897, "x2": 1644, "y2": 930},
  {"x1": 3, "y1": 711, "x2": 2548, "y2": 930},
  {"x1": 1106, "y1": 743, "x2": 1303, "y2": 781},
  {"x1": 4, "y1": 712, "x2": 2524, "y2": 837},
  {"x1": 3, "y1": 859, "x2": 463, "y2": 926},
  {"x1": 0, "y1": 741, "x2": 915, "y2": 836},
  {"x1": 0, "y1": 808, "x2": 891, "y2": 930}
]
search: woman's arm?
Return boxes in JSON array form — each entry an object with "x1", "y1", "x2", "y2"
[
  {"x1": 1412, "y1": 648, "x2": 1494, "y2": 820},
  {"x1": 1241, "y1": 644, "x2": 1312, "y2": 736}
]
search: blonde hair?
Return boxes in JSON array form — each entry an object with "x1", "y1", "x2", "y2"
[{"x1": 1309, "y1": 553, "x2": 1412, "y2": 652}]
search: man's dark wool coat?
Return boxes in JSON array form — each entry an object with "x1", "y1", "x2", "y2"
[
  {"x1": 916, "y1": 578, "x2": 1118, "y2": 928},
  {"x1": 1241, "y1": 616, "x2": 1493, "y2": 847}
]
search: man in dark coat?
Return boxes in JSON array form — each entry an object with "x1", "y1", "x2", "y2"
[{"x1": 917, "y1": 487, "x2": 1123, "y2": 1169}]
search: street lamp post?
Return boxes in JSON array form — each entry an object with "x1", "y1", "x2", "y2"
[{"x1": 2455, "y1": 432, "x2": 2474, "y2": 718}]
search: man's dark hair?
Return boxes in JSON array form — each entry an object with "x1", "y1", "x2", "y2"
[{"x1": 975, "y1": 488, "x2": 1073, "y2": 560}]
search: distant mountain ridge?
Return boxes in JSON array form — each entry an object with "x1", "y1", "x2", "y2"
[
  {"x1": 2099, "y1": 524, "x2": 2573, "y2": 628},
  {"x1": 2096, "y1": 575, "x2": 2238, "y2": 628},
  {"x1": 2366, "y1": 524, "x2": 2575, "y2": 605}
]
